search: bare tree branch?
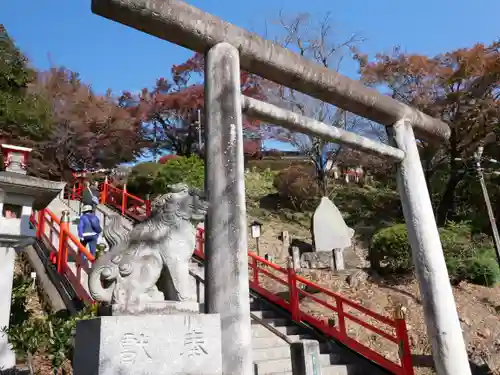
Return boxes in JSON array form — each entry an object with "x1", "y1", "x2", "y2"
[{"x1": 268, "y1": 11, "x2": 369, "y2": 195}]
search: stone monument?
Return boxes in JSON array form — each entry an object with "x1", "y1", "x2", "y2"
[
  {"x1": 0, "y1": 144, "x2": 66, "y2": 371},
  {"x1": 74, "y1": 183, "x2": 223, "y2": 375},
  {"x1": 307, "y1": 196, "x2": 355, "y2": 270}
]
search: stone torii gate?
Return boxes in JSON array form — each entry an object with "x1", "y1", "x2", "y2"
[{"x1": 91, "y1": 1, "x2": 471, "y2": 375}]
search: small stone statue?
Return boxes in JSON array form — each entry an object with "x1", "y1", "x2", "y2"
[{"x1": 88, "y1": 183, "x2": 208, "y2": 306}]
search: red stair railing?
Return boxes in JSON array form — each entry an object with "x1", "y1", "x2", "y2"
[
  {"x1": 30, "y1": 209, "x2": 95, "y2": 303},
  {"x1": 193, "y1": 229, "x2": 414, "y2": 375},
  {"x1": 65, "y1": 177, "x2": 151, "y2": 221},
  {"x1": 61, "y1": 180, "x2": 414, "y2": 375}
]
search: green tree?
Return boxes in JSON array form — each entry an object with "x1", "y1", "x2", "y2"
[
  {"x1": 0, "y1": 24, "x2": 52, "y2": 142},
  {"x1": 358, "y1": 42, "x2": 500, "y2": 225},
  {"x1": 126, "y1": 162, "x2": 162, "y2": 196},
  {"x1": 153, "y1": 156, "x2": 205, "y2": 193}
]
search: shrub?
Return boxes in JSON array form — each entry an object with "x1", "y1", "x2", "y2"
[
  {"x1": 273, "y1": 165, "x2": 319, "y2": 210},
  {"x1": 369, "y1": 224, "x2": 411, "y2": 273},
  {"x1": 464, "y1": 249, "x2": 500, "y2": 286},
  {"x1": 369, "y1": 221, "x2": 500, "y2": 286},
  {"x1": 439, "y1": 221, "x2": 478, "y2": 282},
  {"x1": 6, "y1": 261, "x2": 98, "y2": 373},
  {"x1": 126, "y1": 162, "x2": 161, "y2": 196},
  {"x1": 153, "y1": 155, "x2": 205, "y2": 193},
  {"x1": 332, "y1": 185, "x2": 401, "y2": 227}
]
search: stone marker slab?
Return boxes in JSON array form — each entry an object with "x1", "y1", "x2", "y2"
[
  {"x1": 300, "y1": 250, "x2": 347, "y2": 271},
  {"x1": 300, "y1": 251, "x2": 333, "y2": 269},
  {"x1": 290, "y1": 339, "x2": 323, "y2": 375},
  {"x1": 312, "y1": 197, "x2": 353, "y2": 251},
  {"x1": 73, "y1": 314, "x2": 222, "y2": 375}
]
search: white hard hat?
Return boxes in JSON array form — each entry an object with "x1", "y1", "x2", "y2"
[{"x1": 82, "y1": 205, "x2": 93, "y2": 213}]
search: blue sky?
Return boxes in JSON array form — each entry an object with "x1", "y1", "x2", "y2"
[{"x1": 2, "y1": 0, "x2": 499, "y2": 157}]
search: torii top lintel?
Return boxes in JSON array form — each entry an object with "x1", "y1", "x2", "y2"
[{"x1": 91, "y1": 0, "x2": 450, "y2": 141}]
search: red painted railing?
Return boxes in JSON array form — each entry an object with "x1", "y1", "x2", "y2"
[
  {"x1": 30, "y1": 209, "x2": 95, "y2": 303},
  {"x1": 65, "y1": 178, "x2": 151, "y2": 221},
  {"x1": 63, "y1": 180, "x2": 414, "y2": 375},
  {"x1": 193, "y1": 229, "x2": 413, "y2": 375}
]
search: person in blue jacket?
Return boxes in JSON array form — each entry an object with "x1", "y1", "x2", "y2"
[{"x1": 78, "y1": 204, "x2": 102, "y2": 261}]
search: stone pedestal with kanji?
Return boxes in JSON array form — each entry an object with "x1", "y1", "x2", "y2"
[{"x1": 73, "y1": 304, "x2": 222, "y2": 375}]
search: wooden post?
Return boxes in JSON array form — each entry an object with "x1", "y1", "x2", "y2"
[
  {"x1": 252, "y1": 256, "x2": 259, "y2": 287},
  {"x1": 36, "y1": 210, "x2": 45, "y2": 239},
  {"x1": 292, "y1": 246, "x2": 301, "y2": 272},
  {"x1": 49, "y1": 216, "x2": 55, "y2": 248},
  {"x1": 121, "y1": 183, "x2": 127, "y2": 216},
  {"x1": 100, "y1": 176, "x2": 108, "y2": 204},
  {"x1": 287, "y1": 257, "x2": 300, "y2": 321},
  {"x1": 57, "y1": 210, "x2": 70, "y2": 274},
  {"x1": 394, "y1": 304, "x2": 414, "y2": 375},
  {"x1": 145, "y1": 194, "x2": 152, "y2": 217},
  {"x1": 336, "y1": 297, "x2": 346, "y2": 337}
]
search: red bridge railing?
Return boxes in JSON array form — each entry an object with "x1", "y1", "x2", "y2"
[
  {"x1": 30, "y1": 209, "x2": 95, "y2": 303},
  {"x1": 64, "y1": 177, "x2": 151, "y2": 221},
  {"x1": 59, "y1": 180, "x2": 414, "y2": 375}
]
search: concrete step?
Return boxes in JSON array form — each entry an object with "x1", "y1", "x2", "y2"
[
  {"x1": 255, "y1": 353, "x2": 338, "y2": 374},
  {"x1": 251, "y1": 322, "x2": 304, "y2": 338},
  {"x1": 250, "y1": 301, "x2": 275, "y2": 312},
  {"x1": 252, "y1": 335, "x2": 294, "y2": 349},
  {"x1": 251, "y1": 310, "x2": 286, "y2": 319},
  {"x1": 266, "y1": 364, "x2": 349, "y2": 375},
  {"x1": 256, "y1": 349, "x2": 346, "y2": 370},
  {"x1": 252, "y1": 334, "x2": 314, "y2": 349},
  {"x1": 252, "y1": 346, "x2": 291, "y2": 362},
  {"x1": 251, "y1": 318, "x2": 290, "y2": 328}
]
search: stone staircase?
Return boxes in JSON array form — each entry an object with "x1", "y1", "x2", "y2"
[
  {"x1": 47, "y1": 197, "x2": 387, "y2": 375},
  {"x1": 190, "y1": 262, "x2": 385, "y2": 375},
  {"x1": 250, "y1": 298, "x2": 352, "y2": 375}
]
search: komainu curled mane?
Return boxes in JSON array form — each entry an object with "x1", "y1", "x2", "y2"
[{"x1": 88, "y1": 183, "x2": 208, "y2": 306}]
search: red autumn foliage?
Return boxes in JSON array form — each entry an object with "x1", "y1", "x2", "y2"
[
  {"x1": 158, "y1": 154, "x2": 179, "y2": 164},
  {"x1": 120, "y1": 53, "x2": 268, "y2": 158},
  {"x1": 243, "y1": 139, "x2": 263, "y2": 159},
  {"x1": 30, "y1": 67, "x2": 145, "y2": 180},
  {"x1": 358, "y1": 41, "x2": 500, "y2": 224}
]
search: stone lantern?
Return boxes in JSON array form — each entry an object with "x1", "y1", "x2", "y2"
[{"x1": 0, "y1": 144, "x2": 65, "y2": 370}]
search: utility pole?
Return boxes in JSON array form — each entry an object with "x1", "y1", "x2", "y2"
[
  {"x1": 197, "y1": 108, "x2": 203, "y2": 154},
  {"x1": 473, "y1": 146, "x2": 500, "y2": 266},
  {"x1": 153, "y1": 121, "x2": 158, "y2": 163}
]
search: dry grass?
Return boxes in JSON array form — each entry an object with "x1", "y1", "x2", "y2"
[
  {"x1": 242, "y1": 171, "x2": 500, "y2": 374},
  {"x1": 307, "y1": 273, "x2": 500, "y2": 375},
  {"x1": 250, "y1": 213, "x2": 500, "y2": 375}
]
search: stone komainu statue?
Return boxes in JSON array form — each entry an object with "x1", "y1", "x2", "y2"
[{"x1": 88, "y1": 183, "x2": 208, "y2": 306}]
